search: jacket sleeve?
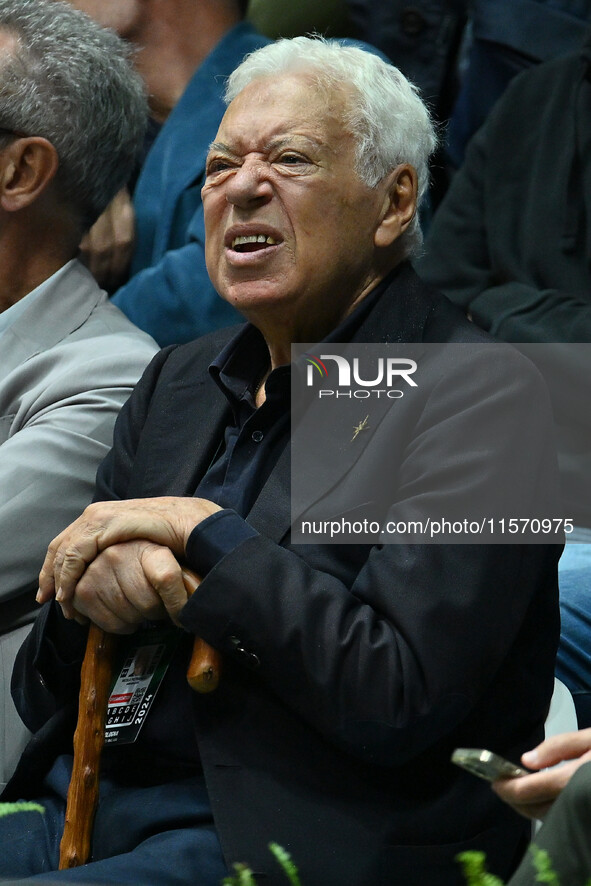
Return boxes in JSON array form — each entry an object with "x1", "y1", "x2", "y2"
[
  {"x1": 416, "y1": 112, "x2": 493, "y2": 313},
  {"x1": 11, "y1": 602, "x2": 87, "y2": 733},
  {"x1": 0, "y1": 340, "x2": 157, "y2": 603}
]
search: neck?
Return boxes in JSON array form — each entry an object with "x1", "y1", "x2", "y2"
[
  {"x1": 248, "y1": 276, "x2": 384, "y2": 373},
  {"x1": 135, "y1": 1, "x2": 241, "y2": 122},
  {"x1": 0, "y1": 218, "x2": 77, "y2": 312}
]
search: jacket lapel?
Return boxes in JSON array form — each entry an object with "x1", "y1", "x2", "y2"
[{"x1": 136, "y1": 373, "x2": 232, "y2": 497}]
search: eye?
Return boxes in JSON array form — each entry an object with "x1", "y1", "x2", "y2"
[
  {"x1": 206, "y1": 157, "x2": 235, "y2": 177},
  {"x1": 277, "y1": 152, "x2": 309, "y2": 167}
]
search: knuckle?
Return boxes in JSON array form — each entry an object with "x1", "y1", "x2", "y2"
[
  {"x1": 153, "y1": 562, "x2": 181, "y2": 590},
  {"x1": 46, "y1": 536, "x2": 62, "y2": 556},
  {"x1": 61, "y1": 546, "x2": 84, "y2": 576},
  {"x1": 74, "y1": 582, "x2": 95, "y2": 608},
  {"x1": 101, "y1": 545, "x2": 126, "y2": 568},
  {"x1": 38, "y1": 562, "x2": 51, "y2": 584}
]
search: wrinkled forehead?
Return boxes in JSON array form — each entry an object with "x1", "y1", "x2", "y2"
[{"x1": 215, "y1": 72, "x2": 354, "y2": 155}]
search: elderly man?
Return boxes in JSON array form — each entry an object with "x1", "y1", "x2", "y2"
[
  {"x1": 0, "y1": 0, "x2": 158, "y2": 788},
  {"x1": 2, "y1": 37, "x2": 561, "y2": 886}
]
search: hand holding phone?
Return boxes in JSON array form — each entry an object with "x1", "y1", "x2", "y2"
[{"x1": 452, "y1": 748, "x2": 529, "y2": 782}]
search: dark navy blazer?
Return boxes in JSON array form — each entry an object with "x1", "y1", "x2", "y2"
[{"x1": 8, "y1": 264, "x2": 561, "y2": 886}]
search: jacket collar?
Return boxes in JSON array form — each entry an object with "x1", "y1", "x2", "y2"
[{"x1": 1, "y1": 260, "x2": 105, "y2": 377}]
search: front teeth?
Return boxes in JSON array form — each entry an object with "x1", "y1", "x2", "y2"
[{"x1": 231, "y1": 234, "x2": 277, "y2": 248}]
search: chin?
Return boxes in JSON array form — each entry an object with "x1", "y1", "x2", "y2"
[{"x1": 223, "y1": 281, "x2": 295, "y2": 312}]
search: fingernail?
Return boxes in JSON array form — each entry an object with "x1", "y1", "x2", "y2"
[
  {"x1": 36, "y1": 589, "x2": 42, "y2": 603},
  {"x1": 522, "y1": 750, "x2": 539, "y2": 766},
  {"x1": 56, "y1": 587, "x2": 64, "y2": 602}
]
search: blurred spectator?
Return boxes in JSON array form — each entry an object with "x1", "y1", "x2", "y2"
[
  {"x1": 447, "y1": 0, "x2": 591, "y2": 169},
  {"x1": 66, "y1": 0, "x2": 270, "y2": 345},
  {"x1": 345, "y1": 0, "x2": 467, "y2": 114},
  {"x1": 417, "y1": 36, "x2": 591, "y2": 723},
  {"x1": 345, "y1": 1, "x2": 591, "y2": 205},
  {"x1": 0, "y1": 0, "x2": 158, "y2": 786},
  {"x1": 492, "y1": 728, "x2": 591, "y2": 884}
]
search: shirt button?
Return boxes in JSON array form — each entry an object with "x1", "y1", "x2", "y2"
[
  {"x1": 237, "y1": 648, "x2": 261, "y2": 669},
  {"x1": 251, "y1": 430, "x2": 264, "y2": 443}
]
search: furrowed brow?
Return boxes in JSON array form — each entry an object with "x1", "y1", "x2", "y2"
[
  {"x1": 207, "y1": 141, "x2": 238, "y2": 159},
  {"x1": 263, "y1": 134, "x2": 322, "y2": 153}
]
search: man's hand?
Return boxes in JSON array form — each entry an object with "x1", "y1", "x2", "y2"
[
  {"x1": 79, "y1": 188, "x2": 134, "y2": 291},
  {"x1": 492, "y1": 729, "x2": 591, "y2": 820},
  {"x1": 55, "y1": 539, "x2": 192, "y2": 633},
  {"x1": 38, "y1": 496, "x2": 221, "y2": 607}
]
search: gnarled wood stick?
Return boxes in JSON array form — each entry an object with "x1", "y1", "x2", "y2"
[
  {"x1": 59, "y1": 569, "x2": 221, "y2": 868},
  {"x1": 59, "y1": 623, "x2": 115, "y2": 869}
]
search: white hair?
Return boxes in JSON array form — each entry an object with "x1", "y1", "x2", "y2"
[{"x1": 225, "y1": 36, "x2": 437, "y2": 258}]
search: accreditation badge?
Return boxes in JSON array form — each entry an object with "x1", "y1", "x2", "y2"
[{"x1": 104, "y1": 623, "x2": 180, "y2": 745}]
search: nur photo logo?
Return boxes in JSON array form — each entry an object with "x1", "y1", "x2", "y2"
[{"x1": 304, "y1": 352, "x2": 417, "y2": 399}]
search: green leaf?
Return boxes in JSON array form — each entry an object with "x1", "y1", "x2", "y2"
[
  {"x1": 529, "y1": 845, "x2": 560, "y2": 885},
  {"x1": 221, "y1": 862, "x2": 259, "y2": 886},
  {"x1": 456, "y1": 850, "x2": 506, "y2": 886},
  {"x1": 268, "y1": 843, "x2": 302, "y2": 886},
  {"x1": 0, "y1": 802, "x2": 44, "y2": 818}
]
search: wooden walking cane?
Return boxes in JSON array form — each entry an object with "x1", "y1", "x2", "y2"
[{"x1": 58, "y1": 569, "x2": 221, "y2": 869}]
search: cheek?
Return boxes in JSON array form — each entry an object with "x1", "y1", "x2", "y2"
[
  {"x1": 203, "y1": 226, "x2": 222, "y2": 285},
  {"x1": 203, "y1": 200, "x2": 224, "y2": 250}
]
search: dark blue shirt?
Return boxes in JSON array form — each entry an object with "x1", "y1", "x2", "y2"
[{"x1": 186, "y1": 272, "x2": 393, "y2": 574}]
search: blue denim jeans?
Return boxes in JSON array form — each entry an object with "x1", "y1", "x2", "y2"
[
  {"x1": 556, "y1": 538, "x2": 591, "y2": 728},
  {"x1": 0, "y1": 755, "x2": 227, "y2": 884}
]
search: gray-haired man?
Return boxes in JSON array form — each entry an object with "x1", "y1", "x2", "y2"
[{"x1": 0, "y1": 0, "x2": 157, "y2": 787}]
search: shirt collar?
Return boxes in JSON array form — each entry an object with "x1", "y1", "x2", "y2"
[
  {"x1": 209, "y1": 324, "x2": 270, "y2": 412},
  {"x1": 208, "y1": 270, "x2": 395, "y2": 405}
]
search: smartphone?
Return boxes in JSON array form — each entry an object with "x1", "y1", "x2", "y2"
[{"x1": 452, "y1": 748, "x2": 529, "y2": 782}]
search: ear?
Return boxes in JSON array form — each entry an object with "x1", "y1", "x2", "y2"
[
  {"x1": 374, "y1": 164, "x2": 418, "y2": 249},
  {"x1": 0, "y1": 137, "x2": 59, "y2": 213}
]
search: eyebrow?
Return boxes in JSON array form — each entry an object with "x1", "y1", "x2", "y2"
[
  {"x1": 207, "y1": 133, "x2": 323, "y2": 158},
  {"x1": 207, "y1": 141, "x2": 236, "y2": 158}
]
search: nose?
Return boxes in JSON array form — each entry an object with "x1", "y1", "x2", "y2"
[{"x1": 225, "y1": 157, "x2": 273, "y2": 209}]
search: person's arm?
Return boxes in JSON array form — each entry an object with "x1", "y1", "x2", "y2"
[
  {"x1": 492, "y1": 729, "x2": 591, "y2": 820},
  {"x1": 78, "y1": 188, "x2": 135, "y2": 293},
  {"x1": 417, "y1": 121, "x2": 494, "y2": 315},
  {"x1": 419, "y1": 112, "x2": 591, "y2": 405},
  {"x1": 0, "y1": 340, "x2": 156, "y2": 603},
  {"x1": 469, "y1": 284, "x2": 591, "y2": 343}
]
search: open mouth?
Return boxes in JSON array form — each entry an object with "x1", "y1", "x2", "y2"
[{"x1": 231, "y1": 234, "x2": 278, "y2": 253}]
